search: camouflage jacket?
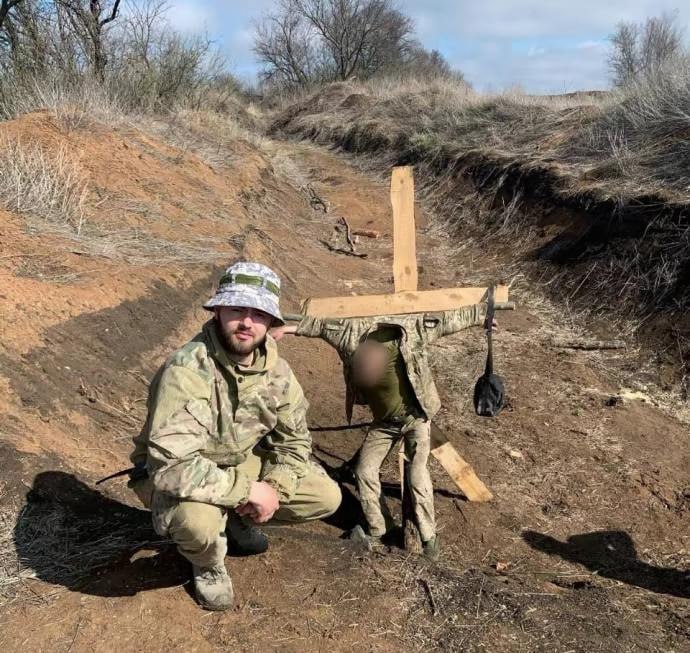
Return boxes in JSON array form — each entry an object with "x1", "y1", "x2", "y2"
[
  {"x1": 131, "y1": 320, "x2": 311, "y2": 507},
  {"x1": 296, "y1": 305, "x2": 485, "y2": 422}
]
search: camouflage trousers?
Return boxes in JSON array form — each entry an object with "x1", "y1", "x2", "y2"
[
  {"x1": 142, "y1": 453, "x2": 341, "y2": 567},
  {"x1": 355, "y1": 418, "x2": 435, "y2": 542}
]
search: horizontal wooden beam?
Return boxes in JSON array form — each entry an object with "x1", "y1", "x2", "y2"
[{"x1": 301, "y1": 285, "x2": 509, "y2": 319}]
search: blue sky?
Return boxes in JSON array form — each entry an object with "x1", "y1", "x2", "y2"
[{"x1": 165, "y1": 1, "x2": 690, "y2": 93}]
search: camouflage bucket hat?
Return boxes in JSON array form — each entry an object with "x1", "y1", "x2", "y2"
[{"x1": 203, "y1": 262, "x2": 284, "y2": 325}]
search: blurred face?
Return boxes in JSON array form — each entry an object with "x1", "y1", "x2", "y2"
[
  {"x1": 352, "y1": 341, "x2": 387, "y2": 389},
  {"x1": 215, "y1": 306, "x2": 273, "y2": 357}
]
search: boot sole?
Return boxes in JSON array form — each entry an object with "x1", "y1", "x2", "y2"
[{"x1": 196, "y1": 591, "x2": 235, "y2": 611}]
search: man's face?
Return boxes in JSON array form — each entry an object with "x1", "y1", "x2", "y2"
[
  {"x1": 352, "y1": 341, "x2": 387, "y2": 389},
  {"x1": 215, "y1": 306, "x2": 273, "y2": 356}
]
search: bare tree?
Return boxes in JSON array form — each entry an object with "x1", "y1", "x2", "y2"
[
  {"x1": 119, "y1": 0, "x2": 169, "y2": 68},
  {"x1": 254, "y1": 0, "x2": 429, "y2": 89},
  {"x1": 403, "y1": 47, "x2": 460, "y2": 80},
  {"x1": 54, "y1": 0, "x2": 121, "y2": 80},
  {"x1": 609, "y1": 22, "x2": 639, "y2": 87},
  {"x1": 609, "y1": 13, "x2": 686, "y2": 87},
  {"x1": 639, "y1": 15, "x2": 684, "y2": 73},
  {"x1": 254, "y1": 4, "x2": 314, "y2": 88},
  {"x1": 291, "y1": 0, "x2": 412, "y2": 80}
]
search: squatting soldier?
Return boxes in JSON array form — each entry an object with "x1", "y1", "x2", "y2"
[
  {"x1": 130, "y1": 262, "x2": 342, "y2": 611},
  {"x1": 275, "y1": 305, "x2": 493, "y2": 560}
]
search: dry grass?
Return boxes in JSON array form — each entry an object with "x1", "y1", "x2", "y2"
[
  {"x1": 0, "y1": 138, "x2": 89, "y2": 234},
  {"x1": 71, "y1": 228, "x2": 228, "y2": 266},
  {"x1": 137, "y1": 108, "x2": 271, "y2": 169},
  {"x1": 272, "y1": 65, "x2": 690, "y2": 203},
  {"x1": 0, "y1": 502, "x2": 156, "y2": 605},
  {"x1": 0, "y1": 74, "x2": 126, "y2": 130}
]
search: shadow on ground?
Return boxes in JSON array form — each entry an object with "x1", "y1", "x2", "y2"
[
  {"x1": 13, "y1": 471, "x2": 187, "y2": 598},
  {"x1": 523, "y1": 529, "x2": 690, "y2": 599},
  {"x1": 14, "y1": 469, "x2": 363, "y2": 600}
]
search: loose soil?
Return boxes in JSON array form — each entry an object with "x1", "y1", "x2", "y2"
[{"x1": 0, "y1": 112, "x2": 687, "y2": 652}]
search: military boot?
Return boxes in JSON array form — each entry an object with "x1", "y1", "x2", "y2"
[
  {"x1": 422, "y1": 535, "x2": 440, "y2": 561},
  {"x1": 227, "y1": 512, "x2": 269, "y2": 555},
  {"x1": 192, "y1": 564, "x2": 234, "y2": 611},
  {"x1": 348, "y1": 524, "x2": 384, "y2": 551}
]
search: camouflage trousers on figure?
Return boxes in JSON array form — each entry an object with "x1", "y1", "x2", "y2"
[
  {"x1": 355, "y1": 418, "x2": 435, "y2": 542},
  {"x1": 140, "y1": 453, "x2": 341, "y2": 568}
]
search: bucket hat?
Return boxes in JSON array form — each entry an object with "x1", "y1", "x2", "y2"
[{"x1": 203, "y1": 262, "x2": 284, "y2": 325}]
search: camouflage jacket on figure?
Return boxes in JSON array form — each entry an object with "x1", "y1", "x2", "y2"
[
  {"x1": 296, "y1": 304, "x2": 485, "y2": 422},
  {"x1": 131, "y1": 320, "x2": 311, "y2": 508}
]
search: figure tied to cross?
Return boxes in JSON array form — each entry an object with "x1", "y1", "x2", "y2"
[{"x1": 274, "y1": 166, "x2": 509, "y2": 557}]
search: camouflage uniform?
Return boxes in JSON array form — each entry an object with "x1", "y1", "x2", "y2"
[
  {"x1": 296, "y1": 305, "x2": 484, "y2": 541},
  {"x1": 131, "y1": 318, "x2": 341, "y2": 568}
]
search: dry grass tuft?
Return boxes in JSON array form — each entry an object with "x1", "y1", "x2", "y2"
[
  {"x1": 72, "y1": 228, "x2": 228, "y2": 266},
  {"x1": 0, "y1": 138, "x2": 89, "y2": 234},
  {"x1": 137, "y1": 107, "x2": 271, "y2": 169}
]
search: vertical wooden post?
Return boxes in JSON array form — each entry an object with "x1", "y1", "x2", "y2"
[{"x1": 391, "y1": 166, "x2": 418, "y2": 293}]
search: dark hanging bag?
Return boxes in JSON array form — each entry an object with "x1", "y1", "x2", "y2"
[{"x1": 473, "y1": 285, "x2": 505, "y2": 417}]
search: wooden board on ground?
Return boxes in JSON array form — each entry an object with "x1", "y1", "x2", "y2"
[
  {"x1": 391, "y1": 166, "x2": 417, "y2": 292},
  {"x1": 431, "y1": 442, "x2": 493, "y2": 502},
  {"x1": 430, "y1": 422, "x2": 493, "y2": 502},
  {"x1": 302, "y1": 285, "x2": 510, "y2": 319}
]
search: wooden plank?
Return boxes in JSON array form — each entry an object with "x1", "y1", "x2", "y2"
[
  {"x1": 302, "y1": 285, "x2": 509, "y2": 319},
  {"x1": 391, "y1": 166, "x2": 418, "y2": 292},
  {"x1": 431, "y1": 442, "x2": 493, "y2": 503}
]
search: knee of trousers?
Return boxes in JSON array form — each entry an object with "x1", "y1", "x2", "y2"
[
  {"x1": 300, "y1": 476, "x2": 343, "y2": 520},
  {"x1": 355, "y1": 458, "x2": 381, "y2": 486},
  {"x1": 283, "y1": 476, "x2": 343, "y2": 521},
  {"x1": 167, "y1": 501, "x2": 225, "y2": 550},
  {"x1": 319, "y1": 477, "x2": 343, "y2": 518}
]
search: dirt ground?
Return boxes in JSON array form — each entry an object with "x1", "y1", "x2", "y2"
[{"x1": 0, "y1": 112, "x2": 688, "y2": 652}]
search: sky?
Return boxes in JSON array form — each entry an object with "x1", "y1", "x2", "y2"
[{"x1": 164, "y1": 1, "x2": 690, "y2": 94}]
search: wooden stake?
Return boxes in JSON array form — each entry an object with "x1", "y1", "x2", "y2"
[{"x1": 391, "y1": 166, "x2": 418, "y2": 292}]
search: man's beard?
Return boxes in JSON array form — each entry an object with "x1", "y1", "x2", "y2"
[{"x1": 219, "y1": 324, "x2": 265, "y2": 357}]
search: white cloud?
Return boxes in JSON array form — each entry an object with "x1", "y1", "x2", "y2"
[
  {"x1": 527, "y1": 46, "x2": 547, "y2": 58},
  {"x1": 405, "y1": 1, "x2": 690, "y2": 39},
  {"x1": 166, "y1": 1, "x2": 216, "y2": 33},
  {"x1": 166, "y1": 0, "x2": 690, "y2": 92},
  {"x1": 404, "y1": 0, "x2": 690, "y2": 92},
  {"x1": 576, "y1": 40, "x2": 607, "y2": 50}
]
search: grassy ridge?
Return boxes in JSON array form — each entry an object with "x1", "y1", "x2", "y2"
[{"x1": 272, "y1": 70, "x2": 690, "y2": 204}]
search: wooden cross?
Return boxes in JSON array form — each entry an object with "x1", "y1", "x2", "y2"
[
  {"x1": 301, "y1": 166, "x2": 503, "y2": 510},
  {"x1": 301, "y1": 166, "x2": 510, "y2": 318}
]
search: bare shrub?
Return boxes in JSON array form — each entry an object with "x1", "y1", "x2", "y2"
[
  {"x1": 0, "y1": 0, "x2": 242, "y2": 120},
  {"x1": 111, "y1": 0, "x2": 235, "y2": 113},
  {"x1": 0, "y1": 137, "x2": 89, "y2": 233},
  {"x1": 591, "y1": 59, "x2": 690, "y2": 190},
  {"x1": 609, "y1": 13, "x2": 687, "y2": 87}
]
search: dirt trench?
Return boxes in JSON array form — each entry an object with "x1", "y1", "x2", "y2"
[{"x1": 0, "y1": 114, "x2": 688, "y2": 653}]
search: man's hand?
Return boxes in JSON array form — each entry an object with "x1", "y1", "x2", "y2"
[
  {"x1": 484, "y1": 317, "x2": 499, "y2": 332},
  {"x1": 236, "y1": 480, "x2": 280, "y2": 523},
  {"x1": 270, "y1": 324, "x2": 298, "y2": 342}
]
